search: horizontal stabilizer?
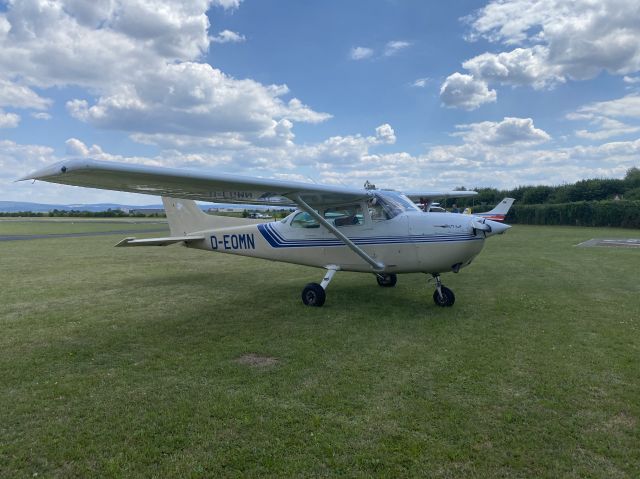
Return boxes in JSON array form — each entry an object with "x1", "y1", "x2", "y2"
[{"x1": 115, "y1": 235, "x2": 205, "y2": 247}]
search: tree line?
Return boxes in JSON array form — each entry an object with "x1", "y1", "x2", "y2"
[
  {"x1": 453, "y1": 168, "x2": 640, "y2": 229},
  {"x1": 454, "y1": 167, "x2": 640, "y2": 207}
]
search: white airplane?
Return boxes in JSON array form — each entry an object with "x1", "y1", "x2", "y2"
[
  {"x1": 462, "y1": 198, "x2": 515, "y2": 222},
  {"x1": 20, "y1": 159, "x2": 510, "y2": 307}
]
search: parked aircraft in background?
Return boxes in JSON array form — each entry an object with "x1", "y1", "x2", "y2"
[
  {"x1": 21, "y1": 159, "x2": 510, "y2": 308},
  {"x1": 408, "y1": 191, "x2": 476, "y2": 214},
  {"x1": 248, "y1": 212, "x2": 273, "y2": 219},
  {"x1": 463, "y1": 198, "x2": 515, "y2": 222}
]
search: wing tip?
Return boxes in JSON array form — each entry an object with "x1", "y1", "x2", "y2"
[{"x1": 16, "y1": 158, "x2": 102, "y2": 182}]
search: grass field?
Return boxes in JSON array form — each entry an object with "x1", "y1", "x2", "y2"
[
  {"x1": 0, "y1": 217, "x2": 167, "y2": 235},
  {"x1": 1, "y1": 221, "x2": 639, "y2": 477}
]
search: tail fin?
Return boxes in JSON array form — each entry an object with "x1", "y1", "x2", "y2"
[
  {"x1": 161, "y1": 197, "x2": 264, "y2": 236},
  {"x1": 485, "y1": 197, "x2": 515, "y2": 216},
  {"x1": 473, "y1": 197, "x2": 515, "y2": 221}
]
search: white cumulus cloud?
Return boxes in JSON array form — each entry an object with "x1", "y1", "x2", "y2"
[
  {"x1": 567, "y1": 94, "x2": 640, "y2": 140},
  {"x1": 462, "y1": 46, "x2": 564, "y2": 90},
  {"x1": 65, "y1": 62, "x2": 331, "y2": 145},
  {"x1": 384, "y1": 40, "x2": 411, "y2": 57},
  {"x1": 0, "y1": 109, "x2": 20, "y2": 128},
  {"x1": 454, "y1": 117, "x2": 551, "y2": 146},
  {"x1": 31, "y1": 112, "x2": 52, "y2": 120},
  {"x1": 211, "y1": 30, "x2": 246, "y2": 44},
  {"x1": 442, "y1": 0, "x2": 640, "y2": 108},
  {"x1": 572, "y1": 94, "x2": 640, "y2": 119},
  {"x1": 0, "y1": 0, "x2": 330, "y2": 150},
  {"x1": 350, "y1": 46, "x2": 374, "y2": 60},
  {"x1": 375, "y1": 124, "x2": 396, "y2": 144},
  {"x1": 212, "y1": 0, "x2": 243, "y2": 9},
  {"x1": 440, "y1": 73, "x2": 497, "y2": 110},
  {"x1": 0, "y1": 79, "x2": 52, "y2": 110}
]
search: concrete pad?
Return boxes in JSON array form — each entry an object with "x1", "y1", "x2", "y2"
[{"x1": 576, "y1": 238, "x2": 640, "y2": 248}]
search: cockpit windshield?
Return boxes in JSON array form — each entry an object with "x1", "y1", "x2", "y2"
[{"x1": 370, "y1": 191, "x2": 421, "y2": 219}]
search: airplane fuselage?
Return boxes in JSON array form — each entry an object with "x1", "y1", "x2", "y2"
[{"x1": 185, "y1": 210, "x2": 504, "y2": 274}]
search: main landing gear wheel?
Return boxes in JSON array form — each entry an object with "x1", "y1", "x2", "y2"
[
  {"x1": 302, "y1": 282, "x2": 326, "y2": 307},
  {"x1": 376, "y1": 273, "x2": 397, "y2": 287},
  {"x1": 301, "y1": 268, "x2": 337, "y2": 307},
  {"x1": 433, "y1": 286, "x2": 455, "y2": 307}
]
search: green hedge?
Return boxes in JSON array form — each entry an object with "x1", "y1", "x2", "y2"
[{"x1": 506, "y1": 201, "x2": 640, "y2": 229}]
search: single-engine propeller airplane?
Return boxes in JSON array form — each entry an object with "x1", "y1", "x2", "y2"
[{"x1": 20, "y1": 159, "x2": 510, "y2": 307}]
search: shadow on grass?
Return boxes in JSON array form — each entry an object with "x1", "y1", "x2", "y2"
[{"x1": 119, "y1": 267, "x2": 455, "y2": 322}]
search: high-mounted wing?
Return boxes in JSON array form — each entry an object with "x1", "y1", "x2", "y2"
[
  {"x1": 404, "y1": 190, "x2": 478, "y2": 204},
  {"x1": 19, "y1": 159, "x2": 367, "y2": 208}
]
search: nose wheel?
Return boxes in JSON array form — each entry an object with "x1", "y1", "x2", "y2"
[
  {"x1": 376, "y1": 273, "x2": 397, "y2": 287},
  {"x1": 432, "y1": 274, "x2": 455, "y2": 307}
]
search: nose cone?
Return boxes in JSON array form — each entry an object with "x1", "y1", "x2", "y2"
[{"x1": 485, "y1": 219, "x2": 511, "y2": 237}]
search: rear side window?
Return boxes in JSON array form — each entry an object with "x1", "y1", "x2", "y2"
[
  {"x1": 290, "y1": 211, "x2": 319, "y2": 228},
  {"x1": 324, "y1": 205, "x2": 364, "y2": 227}
]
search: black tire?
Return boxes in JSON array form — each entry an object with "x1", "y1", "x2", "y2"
[
  {"x1": 433, "y1": 286, "x2": 455, "y2": 307},
  {"x1": 376, "y1": 273, "x2": 397, "y2": 287},
  {"x1": 302, "y1": 283, "x2": 326, "y2": 307}
]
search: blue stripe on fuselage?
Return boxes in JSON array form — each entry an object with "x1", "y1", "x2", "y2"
[{"x1": 257, "y1": 223, "x2": 481, "y2": 248}]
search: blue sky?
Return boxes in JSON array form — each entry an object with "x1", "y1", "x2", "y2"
[{"x1": 1, "y1": 0, "x2": 639, "y2": 204}]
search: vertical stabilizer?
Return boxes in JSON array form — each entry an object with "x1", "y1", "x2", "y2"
[
  {"x1": 161, "y1": 197, "x2": 263, "y2": 236},
  {"x1": 485, "y1": 198, "x2": 515, "y2": 216}
]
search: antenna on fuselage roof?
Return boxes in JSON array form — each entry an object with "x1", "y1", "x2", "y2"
[{"x1": 364, "y1": 180, "x2": 376, "y2": 190}]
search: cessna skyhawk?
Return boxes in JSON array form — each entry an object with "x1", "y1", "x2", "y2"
[{"x1": 20, "y1": 159, "x2": 510, "y2": 307}]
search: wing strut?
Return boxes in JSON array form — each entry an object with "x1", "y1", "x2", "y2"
[{"x1": 290, "y1": 194, "x2": 384, "y2": 271}]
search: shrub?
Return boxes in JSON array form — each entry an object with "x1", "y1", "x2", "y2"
[{"x1": 507, "y1": 201, "x2": 640, "y2": 229}]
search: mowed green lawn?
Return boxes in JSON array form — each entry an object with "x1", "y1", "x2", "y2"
[{"x1": 1, "y1": 221, "x2": 639, "y2": 478}]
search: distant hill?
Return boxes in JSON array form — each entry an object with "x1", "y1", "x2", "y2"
[{"x1": 0, "y1": 201, "x2": 163, "y2": 213}]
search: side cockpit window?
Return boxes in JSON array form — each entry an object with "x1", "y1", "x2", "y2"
[
  {"x1": 368, "y1": 199, "x2": 390, "y2": 221},
  {"x1": 369, "y1": 191, "x2": 420, "y2": 220},
  {"x1": 290, "y1": 204, "x2": 366, "y2": 229}
]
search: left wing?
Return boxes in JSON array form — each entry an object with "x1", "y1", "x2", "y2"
[{"x1": 19, "y1": 158, "x2": 368, "y2": 208}]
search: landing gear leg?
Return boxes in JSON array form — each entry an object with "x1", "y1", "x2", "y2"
[
  {"x1": 301, "y1": 266, "x2": 338, "y2": 307},
  {"x1": 431, "y1": 273, "x2": 455, "y2": 307}
]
